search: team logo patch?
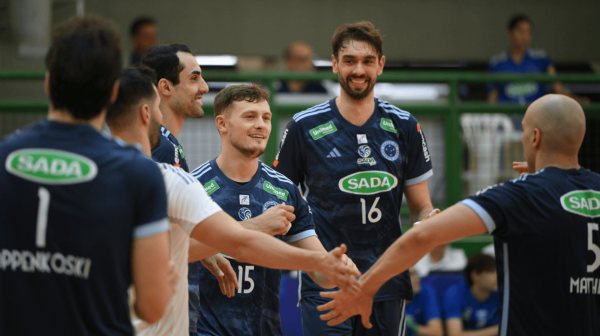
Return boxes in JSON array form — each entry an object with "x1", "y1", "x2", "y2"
[
  {"x1": 380, "y1": 140, "x2": 400, "y2": 161},
  {"x1": 239, "y1": 195, "x2": 250, "y2": 205},
  {"x1": 263, "y1": 181, "x2": 289, "y2": 201},
  {"x1": 560, "y1": 190, "x2": 600, "y2": 218},
  {"x1": 380, "y1": 118, "x2": 398, "y2": 135},
  {"x1": 309, "y1": 121, "x2": 337, "y2": 140},
  {"x1": 263, "y1": 200, "x2": 280, "y2": 212},
  {"x1": 204, "y1": 180, "x2": 220, "y2": 196},
  {"x1": 238, "y1": 207, "x2": 252, "y2": 220},
  {"x1": 357, "y1": 134, "x2": 368, "y2": 144},
  {"x1": 5, "y1": 148, "x2": 98, "y2": 184},
  {"x1": 357, "y1": 145, "x2": 371, "y2": 158}
]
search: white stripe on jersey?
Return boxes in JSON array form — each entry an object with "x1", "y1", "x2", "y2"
[
  {"x1": 133, "y1": 218, "x2": 170, "y2": 239},
  {"x1": 293, "y1": 102, "x2": 331, "y2": 121},
  {"x1": 500, "y1": 243, "x2": 510, "y2": 336},
  {"x1": 165, "y1": 164, "x2": 196, "y2": 185},
  {"x1": 379, "y1": 101, "x2": 410, "y2": 120},
  {"x1": 161, "y1": 127, "x2": 171, "y2": 137},
  {"x1": 191, "y1": 162, "x2": 212, "y2": 179},
  {"x1": 262, "y1": 165, "x2": 294, "y2": 185}
]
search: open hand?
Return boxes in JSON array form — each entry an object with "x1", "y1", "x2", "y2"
[
  {"x1": 318, "y1": 244, "x2": 361, "y2": 294},
  {"x1": 512, "y1": 161, "x2": 528, "y2": 174},
  {"x1": 245, "y1": 203, "x2": 295, "y2": 236},
  {"x1": 317, "y1": 287, "x2": 374, "y2": 328},
  {"x1": 201, "y1": 254, "x2": 239, "y2": 298}
]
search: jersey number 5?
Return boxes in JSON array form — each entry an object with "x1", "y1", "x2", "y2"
[{"x1": 588, "y1": 223, "x2": 600, "y2": 273}]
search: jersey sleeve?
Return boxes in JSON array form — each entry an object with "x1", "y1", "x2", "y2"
[
  {"x1": 442, "y1": 284, "x2": 463, "y2": 320},
  {"x1": 161, "y1": 164, "x2": 222, "y2": 235},
  {"x1": 422, "y1": 284, "x2": 442, "y2": 323},
  {"x1": 273, "y1": 119, "x2": 305, "y2": 186},
  {"x1": 130, "y1": 157, "x2": 169, "y2": 239},
  {"x1": 404, "y1": 115, "x2": 433, "y2": 186},
  {"x1": 284, "y1": 185, "x2": 316, "y2": 243},
  {"x1": 151, "y1": 135, "x2": 177, "y2": 165}
]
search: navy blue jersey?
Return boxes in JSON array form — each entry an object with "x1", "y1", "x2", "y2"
[
  {"x1": 487, "y1": 49, "x2": 553, "y2": 104},
  {"x1": 406, "y1": 284, "x2": 441, "y2": 336},
  {"x1": 274, "y1": 98, "x2": 433, "y2": 301},
  {"x1": 151, "y1": 125, "x2": 189, "y2": 172},
  {"x1": 443, "y1": 283, "x2": 499, "y2": 331},
  {"x1": 191, "y1": 159, "x2": 316, "y2": 336},
  {"x1": 462, "y1": 167, "x2": 600, "y2": 336},
  {"x1": 0, "y1": 120, "x2": 169, "y2": 336}
]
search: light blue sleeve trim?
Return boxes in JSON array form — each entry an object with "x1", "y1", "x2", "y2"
[
  {"x1": 134, "y1": 218, "x2": 170, "y2": 239},
  {"x1": 285, "y1": 229, "x2": 317, "y2": 243},
  {"x1": 460, "y1": 199, "x2": 496, "y2": 234},
  {"x1": 405, "y1": 169, "x2": 433, "y2": 186}
]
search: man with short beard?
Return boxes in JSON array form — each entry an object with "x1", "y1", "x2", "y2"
[
  {"x1": 190, "y1": 84, "x2": 358, "y2": 336},
  {"x1": 273, "y1": 21, "x2": 436, "y2": 336}
]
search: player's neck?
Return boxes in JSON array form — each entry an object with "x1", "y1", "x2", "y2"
[
  {"x1": 111, "y1": 128, "x2": 152, "y2": 157},
  {"x1": 509, "y1": 46, "x2": 526, "y2": 64},
  {"x1": 335, "y1": 93, "x2": 375, "y2": 127},
  {"x1": 159, "y1": 100, "x2": 185, "y2": 138},
  {"x1": 534, "y1": 152, "x2": 580, "y2": 172},
  {"x1": 215, "y1": 147, "x2": 259, "y2": 183},
  {"x1": 470, "y1": 284, "x2": 491, "y2": 303},
  {"x1": 47, "y1": 107, "x2": 106, "y2": 131}
]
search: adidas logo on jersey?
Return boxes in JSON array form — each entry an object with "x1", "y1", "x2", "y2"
[{"x1": 326, "y1": 148, "x2": 342, "y2": 158}]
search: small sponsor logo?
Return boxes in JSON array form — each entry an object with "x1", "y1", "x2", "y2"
[
  {"x1": 177, "y1": 145, "x2": 185, "y2": 159},
  {"x1": 239, "y1": 195, "x2": 250, "y2": 205},
  {"x1": 172, "y1": 143, "x2": 180, "y2": 164},
  {"x1": 560, "y1": 190, "x2": 600, "y2": 218},
  {"x1": 203, "y1": 180, "x2": 220, "y2": 196},
  {"x1": 280, "y1": 129, "x2": 289, "y2": 149},
  {"x1": 263, "y1": 200, "x2": 280, "y2": 212},
  {"x1": 310, "y1": 122, "x2": 337, "y2": 140},
  {"x1": 238, "y1": 207, "x2": 252, "y2": 220},
  {"x1": 357, "y1": 145, "x2": 371, "y2": 158},
  {"x1": 357, "y1": 134, "x2": 368, "y2": 144},
  {"x1": 357, "y1": 158, "x2": 377, "y2": 166},
  {"x1": 5, "y1": 149, "x2": 98, "y2": 184},
  {"x1": 338, "y1": 171, "x2": 398, "y2": 195},
  {"x1": 263, "y1": 181, "x2": 289, "y2": 201},
  {"x1": 418, "y1": 125, "x2": 431, "y2": 163},
  {"x1": 380, "y1": 118, "x2": 398, "y2": 134},
  {"x1": 326, "y1": 148, "x2": 342, "y2": 158},
  {"x1": 380, "y1": 140, "x2": 400, "y2": 161}
]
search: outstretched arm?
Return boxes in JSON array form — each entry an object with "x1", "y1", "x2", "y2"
[{"x1": 318, "y1": 204, "x2": 488, "y2": 328}]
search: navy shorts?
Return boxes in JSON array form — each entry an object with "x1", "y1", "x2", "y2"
[{"x1": 301, "y1": 295, "x2": 406, "y2": 336}]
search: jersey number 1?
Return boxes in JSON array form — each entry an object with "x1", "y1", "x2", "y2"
[
  {"x1": 36, "y1": 187, "x2": 50, "y2": 248},
  {"x1": 360, "y1": 197, "x2": 382, "y2": 224}
]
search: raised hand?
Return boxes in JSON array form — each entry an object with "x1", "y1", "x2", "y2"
[
  {"x1": 201, "y1": 254, "x2": 239, "y2": 298},
  {"x1": 317, "y1": 286, "x2": 374, "y2": 328},
  {"x1": 317, "y1": 244, "x2": 362, "y2": 293},
  {"x1": 243, "y1": 203, "x2": 295, "y2": 236},
  {"x1": 512, "y1": 161, "x2": 529, "y2": 174}
]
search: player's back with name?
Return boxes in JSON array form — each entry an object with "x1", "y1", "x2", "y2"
[
  {"x1": 0, "y1": 120, "x2": 168, "y2": 336},
  {"x1": 463, "y1": 167, "x2": 600, "y2": 335}
]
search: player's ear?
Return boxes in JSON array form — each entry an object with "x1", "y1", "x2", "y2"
[
  {"x1": 215, "y1": 114, "x2": 227, "y2": 135},
  {"x1": 532, "y1": 128, "x2": 541, "y2": 149},
  {"x1": 377, "y1": 55, "x2": 386, "y2": 76},
  {"x1": 109, "y1": 80, "x2": 120, "y2": 104},
  {"x1": 157, "y1": 78, "x2": 171, "y2": 97},
  {"x1": 44, "y1": 72, "x2": 50, "y2": 94},
  {"x1": 331, "y1": 54, "x2": 339, "y2": 74},
  {"x1": 140, "y1": 104, "x2": 151, "y2": 126}
]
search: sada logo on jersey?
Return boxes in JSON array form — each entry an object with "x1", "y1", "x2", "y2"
[
  {"x1": 560, "y1": 190, "x2": 600, "y2": 218},
  {"x1": 5, "y1": 149, "x2": 98, "y2": 184},
  {"x1": 357, "y1": 145, "x2": 377, "y2": 166},
  {"x1": 238, "y1": 207, "x2": 252, "y2": 220},
  {"x1": 338, "y1": 171, "x2": 398, "y2": 195}
]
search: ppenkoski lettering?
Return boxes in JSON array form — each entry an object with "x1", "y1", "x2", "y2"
[{"x1": 1, "y1": 249, "x2": 92, "y2": 279}]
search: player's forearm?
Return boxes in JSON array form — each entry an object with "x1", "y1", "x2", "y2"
[
  {"x1": 188, "y1": 237, "x2": 220, "y2": 262},
  {"x1": 306, "y1": 271, "x2": 336, "y2": 289},
  {"x1": 418, "y1": 319, "x2": 443, "y2": 336},
  {"x1": 411, "y1": 205, "x2": 434, "y2": 226}
]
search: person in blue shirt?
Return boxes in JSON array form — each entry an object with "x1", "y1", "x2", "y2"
[
  {"x1": 190, "y1": 84, "x2": 357, "y2": 336},
  {"x1": 444, "y1": 254, "x2": 499, "y2": 336},
  {"x1": 318, "y1": 94, "x2": 600, "y2": 336},
  {"x1": 274, "y1": 21, "x2": 435, "y2": 336},
  {"x1": 405, "y1": 267, "x2": 443, "y2": 336},
  {"x1": 0, "y1": 16, "x2": 173, "y2": 335},
  {"x1": 487, "y1": 14, "x2": 589, "y2": 105},
  {"x1": 278, "y1": 41, "x2": 328, "y2": 94}
]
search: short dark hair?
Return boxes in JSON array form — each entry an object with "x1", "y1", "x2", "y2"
[
  {"x1": 508, "y1": 14, "x2": 531, "y2": 31},
  {"x1": 106, "y1": 66, "x2": 157, "y2": 131},
  {"x1": 141, "y1": 44, "x2": 191, "y2": 86},
  {"x1": 332, "y1": 21, "x2": 383, "y2": 60},
  {"x1": 45, "y1": 16, "x2": 121, "y2": 120},
  {"x1": 465, "y1": 253, "x2": 496, "y2": 287},
  {"x1": 214, "y1": 84, "x2": 270, "y2": 117},
  {"x1": 130, "y1": 16, "x2": 156, "y2": 36}
]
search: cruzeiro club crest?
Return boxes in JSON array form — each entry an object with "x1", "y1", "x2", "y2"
[
  {"x1": 357, "y1": 145, "x2": 371, "y2": 158},
  {"x1": 263, "y1": 200, "x2": 280, "y2": 212},
  {"x1": 380, "y1": 140, "x2": 400, "y2": 161},
  {"x1": 238, "y1": 207, "x2": 252, "y2": 220}
]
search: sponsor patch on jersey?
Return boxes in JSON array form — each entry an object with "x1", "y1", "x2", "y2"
[
  {"x1": 177, "y1": 145, "x2": 186, "y2": 159},
  {"x1": 357, "y1": 158, "x2": 377, "y2": 166},
  {"x1": 380, "y1": 140, "x2": 400, "y2": 161},
  {"x1": 204, "y1": 180, "x2": 220, "y2": 196},
  {"x1": 263, "y1": 200, "x2": 280, "y2": 212},
  {"x1": 381, "y1": 118, "x2": 398, "y2": 135},
  {"x1": 5, "y1": 148, "x2": 98, "y2": 184},
  {"x1": 263, "y1": 181, "x2": 289, "y2": 201},
  {"x1": 310, "y1": 122, "x2": 337, "y2": 140},
  {"x1": 238, "y1": 207, "x2": 252, "y2": 220},
  {"x1": 338, "y1": 171, "x2": 398, "y2": 195},
  {"x1": 239, "y1": 195, "x2": 250, "y2": 205},
  {"x1": 358, "y1": 145, "x2": 371, "y2": 158},
  {"x1": 357, "y1": 134, "x2": 368, "y2": 144},
  {"x1": 419, "y1": 125, "x2": 431, "y2": 163},
  {"x1": 560, "y1": 190, "x2": 600, "y2": 218}
]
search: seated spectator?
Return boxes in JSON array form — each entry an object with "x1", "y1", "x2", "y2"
[
  {"x1": 487, "y1": 14, "x2": 589, "y2": 105},
  {"x1": 278, "y1": 41, "x2": 327, "y2": 93},
  {"x1": 444, "y1": 254, "x2": 499, "y2": 336},
  {"x1": 414, "y1": 243, "x2": 467, "y2": 278},
  {"x1": 406, "y1": 267, "x2": 443, "y2": 336},
  {"x1": 130, "y1": 17, "x2": 158, "y2": 65}
]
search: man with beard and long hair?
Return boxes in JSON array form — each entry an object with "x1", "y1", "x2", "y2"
[
  {"x1": 273, "y1": 21, "x2": 436, "y2": 336},
  {"x1": 189, "y1": 84, "x2": 358, "y2": 336}
]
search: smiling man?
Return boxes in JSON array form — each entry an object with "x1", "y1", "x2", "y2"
[
  {"x1": 190, "y1": 84, "x2": 357, "y2": 336},
  {"x1": 273, "y1": 21, "x2": 435, "y2": 336}
]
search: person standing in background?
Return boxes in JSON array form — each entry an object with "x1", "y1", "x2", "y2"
[
  {"x1": 130, "y1": 17, "x2": 158, "y2": 65},
  {"x1": 279, "y1": 41, "x2": 328, "y2": 93}
]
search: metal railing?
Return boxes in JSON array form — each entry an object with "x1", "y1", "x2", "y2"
[{"x1": 2, "y1": 69, "x2": 600, "y2": 212}]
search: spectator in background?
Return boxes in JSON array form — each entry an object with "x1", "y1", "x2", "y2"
[
  {"x1": 414, "y1": 243, "x2": 467, "y2": 278},
  {"x1": 487, "y1": 14, "x2": 589, "y2": 105},
  {"x1": 405, "y1": 267, "x2": 443, "y2": 336},
  {"x1": 130, "y1": 17, "x2": 158, "y2": 65},
  {"x1": 278, "y1": 41, "x2": 327, "y2": 93},
  {"x1": 444, "y1": 254, "x2": 499, "y2": 336}
]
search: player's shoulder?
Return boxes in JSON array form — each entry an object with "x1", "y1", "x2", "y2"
[
  {"x1": 526, "y1": 48, "x2": 550, "y2": 60},
  {"x1": 488, "y1": 51, "x2": 509, "y2": 67},
  {"x1": 260, "y1": 161, "x2": 295, "y2": 188},
  {"x1": 157, "y1": 162, "x2": 200, "y2": 187},
  {"x1": 0, "y1": 120, "x2": 43, "y2": 148},
  {"x1": 152, "y1": 132, "x2": 176, "y2": 155},
  {"x1": 190, "y1": 160, "x2": 215, "y2": 182},
  {"x1": 291, "y1": 100, "x2": 333, "y2": 125},
  {"x1": 376, "y1": 98, "x2": 417, "y2": 128}
]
